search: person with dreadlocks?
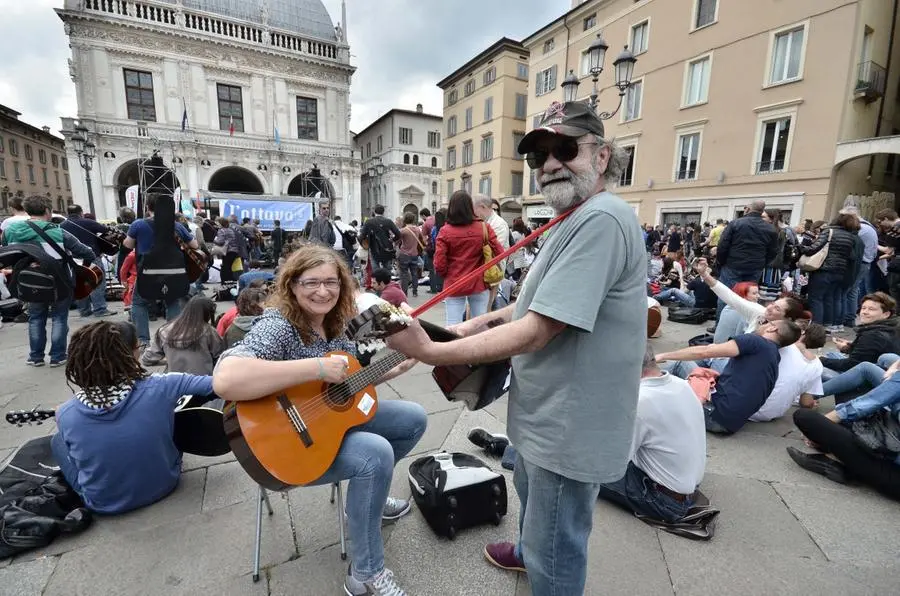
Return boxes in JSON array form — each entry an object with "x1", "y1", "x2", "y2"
[
  {"x1": 213, "y1": 244, "x2": 426, "y2": 596},
  {"x1": 50, "y1": 321, "x2": 214, "y2": 514},
  {"x1": 141, "y1": 296, "x2": 224, "y2": 375}
]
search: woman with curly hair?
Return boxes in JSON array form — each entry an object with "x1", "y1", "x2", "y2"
[
  {"x1": 51, "y1": 320, "x2": 213, "y2": 514},
  {"x1": 213, "y1": 244, "x2": 426, "y2": 596}
]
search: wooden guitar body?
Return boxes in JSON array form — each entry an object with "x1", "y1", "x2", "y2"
[
  {"x1": 224, "y1": 352, "x2": 380, "y2": 490},
  {"x1": 73, "y1": 263, "x2": 104, "y2": 300}
]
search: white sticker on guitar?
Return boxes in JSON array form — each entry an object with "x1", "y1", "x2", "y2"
[{"x1": 358, "y1": 393, "x2": 375, "y2": 416}]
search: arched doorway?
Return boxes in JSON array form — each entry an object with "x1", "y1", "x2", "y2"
[
  {"x1": 402, "y1": 203, "x2": 419, "y2": 218},
  {"x1": 208, "y1": 166, "x2": 264, "y2": 194},
  {"x1": 114, "y1": 159, "x2": 183, "y2": 209},
  {"x1": 287, "y1": 166, "x2": 336, "y2": 199}
]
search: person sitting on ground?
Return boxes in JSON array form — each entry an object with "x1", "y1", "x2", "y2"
[
  {"x1": 656, "y1": 319, "x2": 802, "y2": 434},
  {"x1": 820, "y1": 292, "x2": 900, "y2": 380},
  {"x1": 751, "y1": 322, "x2": 827, "y2": 421},
  {"x1": 141, "y1": 296, "x2": 224, "y2": 375},
  {"x1": 790, "y1": 377, "x2": 900, "y2": 501},
  {"x1": 216, "y1": 277, "x2": 271, "y2": 337},
  {"x1": 370, "y1": 267, "x2": 408, "y2": 309},
  {"x1": 818, "y1": 354, "x2": 900, "y2": 404},
  {"x1": 714, "y1": 281, "x2": 760, "y2": 342},
  {"x1": 597, "y1": 344, "x2": 706, "y2": 522},
  {"x1": 654, "y1": 261, "x2": 717, "y2": 309},
  {"x1": 224, "y1": 287, "x2": 268, "y2": 349},
  {"x1": 51, "y1": 321, "x2": 215, "y2": 514}
]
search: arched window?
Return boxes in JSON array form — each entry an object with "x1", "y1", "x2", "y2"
[
  {"x1": 431, "y1": 157, "x2": 437, "y2": 168},
  {"x1": 412, "y1": 155, "x2": 419, "y2": 165},
  {"x1": 403, "y1": 154, "x2": 410, "y2": 164},
  {"x1": 431, "y1": 181, "x2": 438, "y2": 194}
]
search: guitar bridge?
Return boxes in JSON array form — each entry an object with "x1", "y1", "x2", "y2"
[{"x1": 277, "y1": 394, "x2": 313, "y2": 448}]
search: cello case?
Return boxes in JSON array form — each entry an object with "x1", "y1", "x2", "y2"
[{"x1": 136, "y1": 194, "x2": 189, "y2": 301}]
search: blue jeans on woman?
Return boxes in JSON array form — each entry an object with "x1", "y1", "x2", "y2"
[
  {"x1": 654, "y1": 288, "x2": 695, "y2": 307},
  {"x1": 397, "y1": 253, "x2": 419, "y2": 297},
  {"x1": 131, "y1": 281, "x2": 186, "y2": 345},
  {"x1": 310, "y1": 399, "x2": 427, "y2": 582},
  {"x1": 444, "y1": 290, "x2": 490, "y2": 326},
  {"x1": 513, "y1": 451, "x2": 601, "y2": 596},
  {"x1": 27, "y1": 298, "x2": 72, "y2": 364},
  {"x1": 807, "y1": 270, "x2": 845, "y2": 326},
  {"x1": 821, "y1": 354, "x2": 900, "y2": 397},
  {"x1": 598, "y1": 461, "x2": 692, "y2": 523}
]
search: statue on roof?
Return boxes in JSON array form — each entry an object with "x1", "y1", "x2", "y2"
[{"x1": 335, "y1": 23, "x2": 344, "y2": 42}]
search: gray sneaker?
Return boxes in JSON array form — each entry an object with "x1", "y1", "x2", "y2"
[
  {"x1": 381, "y1": 497, "x2": 411, "y2": 521},
  {"x1": 343, "y1": 567, "x2": 407, "y2": 596}
]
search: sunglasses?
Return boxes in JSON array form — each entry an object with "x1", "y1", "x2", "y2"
[{"x1": 526, "y1": 139, "x2": 597, "y2": 169}]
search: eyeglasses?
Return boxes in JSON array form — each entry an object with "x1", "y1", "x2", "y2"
[
  {"x1": 294, "y1": 278, "x2": 341, "y2": 291},
  {"x1": 526, "y1": 139, "x2": 597, "y2": 169}
]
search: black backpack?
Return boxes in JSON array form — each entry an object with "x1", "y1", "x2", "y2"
[
  {"x1": 136, "y1": 195, "x2": 190, "y2": 301},
  {"x1": 0, "y1": 228, "x2": 74, "y2": 304}
]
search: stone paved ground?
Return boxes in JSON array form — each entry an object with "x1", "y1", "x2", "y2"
[{"x1": 1, "y1": 295, "x2": 899, "y2": 595}]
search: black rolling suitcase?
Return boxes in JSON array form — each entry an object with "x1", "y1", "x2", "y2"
[{"x1": 407, "y1": 452, "x2": 507, "y2": 539}]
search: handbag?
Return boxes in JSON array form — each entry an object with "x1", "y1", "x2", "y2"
[
  {"x1": 481, "y1": 223, "x2": 504, "y2": 285},
  {"x1": 798, "y1": 229, "x2": 832, "y2": 272},
  {"x1": 850, "y1": 409, "x2": 900, "y2": 458}
]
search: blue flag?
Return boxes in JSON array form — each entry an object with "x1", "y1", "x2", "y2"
[{"x1": 273, "y1": 112, "x2": 281, "y2": 147}]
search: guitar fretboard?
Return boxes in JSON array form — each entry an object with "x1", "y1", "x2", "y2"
[{"x1": 331, "y1": 351, "x2": 408, "y2": 403}]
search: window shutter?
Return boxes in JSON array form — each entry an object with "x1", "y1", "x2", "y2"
[
  {"x1": 535, "y1": 72, "x2": 542, "y2": 96},
  {"x1": 549, "y1": 65, "x2": 558, "y2": 90}
]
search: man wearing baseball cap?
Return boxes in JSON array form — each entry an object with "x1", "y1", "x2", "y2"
[{"x1": 388, "y1": 101, "x2": 646, "y2": 595}]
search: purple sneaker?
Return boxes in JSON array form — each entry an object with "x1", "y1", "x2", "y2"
[{"x1": 484, "y1": 541, "x2": 526, "y2": 573}]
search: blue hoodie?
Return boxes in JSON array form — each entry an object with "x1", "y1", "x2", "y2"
[{"x1": 51, "y1": 373, "x2": 213, "y2": 514}]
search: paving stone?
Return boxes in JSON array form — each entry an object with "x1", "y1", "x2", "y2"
[
  {"x1": 0, "y1": 556, "x2": 57, "y2": 596},
  {"x1": 287, "y1": 483, "x2": 353, "y2": 555},
  {"x1": 42, "y1": 495, "x2": 295, "y2": 596},
  {"x1": 181, "y1": 450, "x2": 235, "y2": 472},
  {"x1": 14, "y1": 468, "x2": 206, "y2": 561},
  {"x1": 665, "y1": 473, "x2": 824, "y2": 561},
  {"x1": 202, "y1": 460, "x2": 258, "y2": 512},
  {"x1": 386, "y1": 370, "x2": 441, "y2": 397},
  {"x1": 773, "y1": 482, "x2": 900, "y2": 566},
  {"x1": 406, "y1": 408, "x2": 460, "y2": 458},
  {"x1": 401, "y1": 388, "x2": 463, "y2": 414},
  {"x1": 269, "y1": 544, "x2": 352, "y2": 596}
]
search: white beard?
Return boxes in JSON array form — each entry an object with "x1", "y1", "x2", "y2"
[{"x1": 539, "y1": 169, "x2": 601, "y2": 212}]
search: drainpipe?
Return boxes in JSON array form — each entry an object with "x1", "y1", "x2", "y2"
[
  {"x1": 563, "y1": 14, "x2": 571, "y2": 78},
  {"x1": 869, "y1": 0, "x2": 899, "y2": 176}
]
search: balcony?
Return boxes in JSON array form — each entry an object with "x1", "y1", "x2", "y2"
[
  {"x1": 854, "y1": 61, "x2": 886, "y2": 103},
  {"x1": 756, "y1": 159, "x2": 785, "y2": 174}
]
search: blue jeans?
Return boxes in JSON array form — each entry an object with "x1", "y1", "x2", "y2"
[
  {"x1": 397, "y1": 253, "x2": 419, "y2": 296},
  {"x1": 663, "y1": 357, "x2": 728, "y2": 379},
  {"x1": 715, "y1": 266, "x2": 761, "y2": 319},
  {"x1": 309, "y1": 399, "x2": 427, "y2": 581},
  {"x1": 713, "y1": 306, "x2": 748, "y2": 344},
  {"x1": 821, "y1": 354, "x2": 900, "y2": 397},
  {"x1": 820, "y1": 351, "x2": 848, "y2": 382},
  {"x1": 28, "y1": 298, "x2": 71, "y2": 363},
  {"x1": 76, "y1": 274, "x2": 109, "y2": 316},
  {"x1": 513, "y1": 452, "x2": 600, "y2": 596},
  {"x1": 598, "y1": 461, "x2": 692, "y2": 523},
  {"x1": 654, "y1": 288, "x2": 695, "y2": 307},
  {"x1": 444, "y1": 290, "x2": 490, "y2": 326},
  {"x1": 855, "y1": 262, "x2": 875, "y2": 310},
  {"x1": 131, "y1": 281, "x2": 186, "y2": 345},
  {"x1": 843, "y1": 265, "x2": 869, "y2": 326},
  {"x1": 834, "y1": 368, "x2": 900, "y2": 422},
  {"x1": 807, "y1": 270, "x2": 845, "y2": 326}
]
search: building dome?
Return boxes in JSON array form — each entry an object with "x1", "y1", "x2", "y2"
[{"x1": 169, "y1": 0, "x2": 337, "y2": 40}]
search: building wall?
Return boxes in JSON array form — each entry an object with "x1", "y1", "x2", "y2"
[
  {"x1": 356, "y1": 109, "x2": 443, "y2": 218},
  {"x1": 0, "y1": 109, "x2": 73, "y2": 216},
  {"x1": 440, "y1": 42, "x2": 530, "y2": 217},
  {"x1": 57, "y1": 0, "x2": 360, "y2": 222},
  {"x1": 522, "y1": 0, "x2": 900, "y2": 225}
]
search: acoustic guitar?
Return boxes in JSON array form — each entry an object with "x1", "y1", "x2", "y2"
[
  {"x1": 176, "y1": 234, "x2": 208, "y2": 283},
  {"x1": 73, "y1": 263, "x2": 104, "y2": 300}
]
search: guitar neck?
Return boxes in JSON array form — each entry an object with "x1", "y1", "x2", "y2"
[{"x1": 344, "y1": 350, "x2": 408, "y2": 395}]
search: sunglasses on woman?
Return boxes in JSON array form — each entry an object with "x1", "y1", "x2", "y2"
[{"x1": 526, "y1": 138, "x2": 597, "y2": 169}]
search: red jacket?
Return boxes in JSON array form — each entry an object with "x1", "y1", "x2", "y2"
[{"x1": 434, "y1": 220, "x2": 504, "y2": 297}]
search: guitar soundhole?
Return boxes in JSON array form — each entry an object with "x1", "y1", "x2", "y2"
[{"x1": 325, "y1": 383, "x2": 355, "y2": 411}]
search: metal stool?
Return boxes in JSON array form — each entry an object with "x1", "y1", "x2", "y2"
[{"x1": 252, "y1": 482, "x2": 347, "y2": 582}]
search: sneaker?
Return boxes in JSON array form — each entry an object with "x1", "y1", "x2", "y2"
[
  {"x1": 786, "y1": 446, "x2": 848, "y2": 485},
  {"x1": 706, "y1": 326, "x2": 716, "y2": 334},
  {"x1": 468, "y1": 427, "x2": 510, "y2": 457},
  {"x1": 93, "y1": 310, "x2": 117, "y2": 317},
  {"x1": 78, "y1": 311, "x2": 93, "y2": 318},
  {"x1": 343, "y1": 566, "x2": 407, "y2": 596},
  {"x1": 49, "y1": 359, "x2": 67, "y2": 368},
  {"x1": 26, "y1": 359, "x2": 45, "y2": 367},
  {"x1": 483, "y1": 541, "x2": 526, "y2": 573},
  {"x1": 382, "y1": 497, "x2": 411, "y2": 521}
]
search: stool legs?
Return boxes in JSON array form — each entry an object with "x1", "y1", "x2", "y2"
[
  {"x1": 334, "y1": 482, "x2": 347, "y2": 561},
  {"x1": 252, "y1": 486, "x2": 274, "y2": 582}
]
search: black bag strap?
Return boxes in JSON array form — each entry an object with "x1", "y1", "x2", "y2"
[{"x1": 25, "y1": 221, "x2": 79, "y2": 272}]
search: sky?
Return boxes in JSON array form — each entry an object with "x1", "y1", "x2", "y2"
[{"x1": 0, "y1": 0, "x2": 568, "y2": 134}]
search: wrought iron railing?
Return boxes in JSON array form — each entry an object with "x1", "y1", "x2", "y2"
[
  {"x1": 756, "y1": 159, "x2": 785, "y2": 174},
  {"x1": 855, "y1": 61, "x2": 886, "y2": 97}
]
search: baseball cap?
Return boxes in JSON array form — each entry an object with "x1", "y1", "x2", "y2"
[{"x1": 517, "y1": 101, "x2": 606, "y2": 154}]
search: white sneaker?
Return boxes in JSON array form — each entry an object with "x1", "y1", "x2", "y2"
[
  {"x1": 344, "y1": 567, "x2": 407, "y2": 596},
  {"x1": 382, "y1": 497, "x2": 411, "y2": 521}
]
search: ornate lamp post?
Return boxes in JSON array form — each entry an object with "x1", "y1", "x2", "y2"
[
  {"x1": 560, "y1": 34, "x2": 638, "y2": 120},
  {"x1": 70, "y1": 125, "x2": 97, "y2": 214}
]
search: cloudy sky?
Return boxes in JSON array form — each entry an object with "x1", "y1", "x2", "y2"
[{"x1": 0, "y1": 0, "x2": 567, "y2": 133}]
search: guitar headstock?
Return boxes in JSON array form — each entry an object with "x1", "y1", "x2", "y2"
[
  {"x1": 348, "y1": 296, "x2": 414, "y2": 354},
  {"x1": 6, "y1": 409, "x2": 55, "y2": 426}
]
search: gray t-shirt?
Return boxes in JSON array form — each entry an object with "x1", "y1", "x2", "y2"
[{"x1": 508, "y1": 191, "x2": 646, "y2": 484}]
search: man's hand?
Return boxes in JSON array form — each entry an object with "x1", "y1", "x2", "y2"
[
  {"x1": 695, "y1": 258, "x2": 709, "y2": 277},
  {"x1": 832, "y1": 337, "x2": 851, "y2": 351},
  {"x1": 884, "y1": 362, "x2": 900, "y2": 380},
  {"x1": 386, "y1": 320, "x2": 436, "y2": 363},
  {"x1": 655, "y1": 353, "x2": 669, "y2": 364}
]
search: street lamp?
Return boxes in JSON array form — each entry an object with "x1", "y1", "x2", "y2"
[
  {"x1": 71, "y1": 124, "x2": 97, "y2": 214},
  {"x1": 562, "y1": 34, "x2": 638, "y2": 120}
]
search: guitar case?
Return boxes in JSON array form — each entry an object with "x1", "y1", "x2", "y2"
[
  {"x1": 136, "y1": 194, "x2": 189, "y2": 301},
  {"x1": 407, "y1": 451, "x2": 507, "y2": 540}
]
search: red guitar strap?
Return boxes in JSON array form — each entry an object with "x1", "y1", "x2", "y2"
[{"x1": 411, "y1": 205, "x2": 580, "y2": 318}]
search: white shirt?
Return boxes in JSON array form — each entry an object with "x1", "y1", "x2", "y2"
[
  {"x1": 631, "y1": 372, "x2": 707, "y2": 495},
  {"x1": 750, "y1": 344, "x2": 823, "y2": 422},
  {"x1": 1, "y1": 214, "x2": 29, "y2": 233},
  {"x1": 488, "y1": 213, "x2": 510, "y2": 270}
]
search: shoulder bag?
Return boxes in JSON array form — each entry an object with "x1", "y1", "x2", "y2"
[
  {"x1": 798, "y1": 228, "x2": 832, "y2": 272},
  {"x1": 481, "y1": 223, "x2": 504, "y2": 285}
]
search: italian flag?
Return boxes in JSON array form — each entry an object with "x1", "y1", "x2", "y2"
[{"x1": 229, "y1": 114, "x2": 235, "y2": 136}]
